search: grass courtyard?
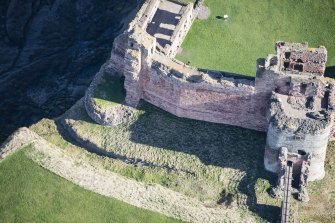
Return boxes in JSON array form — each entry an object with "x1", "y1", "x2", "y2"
[
  {"x1": 177, "y1": 0, "x2": 335, "y2": 76},
  {"x1": 0, "y1": 147, "x2": 183, "y2": 223},
  {"x1": 93, "y1": 74, "x2": 126, "y2": 107}
]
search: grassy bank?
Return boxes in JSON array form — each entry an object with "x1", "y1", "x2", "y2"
[
  {"x1": 177, "y1": 0, "x2": 335, "y2": 76},
  {"x1": 0, "y1": 147, "x2": 183, "y2": 223},
  {"x1": 30, "y1": 95, "x2": 278, "y2": 221},
  {"x1": 29, "y1": 95, "x2": 335, "y2": 221},
  {"x1": 59, "y1": 99, "x2": 268, "y2": 203}
]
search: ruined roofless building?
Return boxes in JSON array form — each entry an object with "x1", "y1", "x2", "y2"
[
  {"x1": 85, "y1": 0, "x2": 335, "y2": 201},
  {"x1": 263, "y1": 42, "x2": 330, "y2": 182},
  {"x1": 260, "y1": 42, "x2": 333, "y2": 201}
]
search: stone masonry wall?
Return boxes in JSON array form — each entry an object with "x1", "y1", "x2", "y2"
[
  {"x1": 129, "y1": 0, "x2": 160, "y2": 31},
  {"x1": 106, "y1": 33, "x2": 129, "y2": 75},
  {"x1": 124, "y1": 48, "x2": 142, "y2": 107},
  {"x1": 137, "y1": 60, "x2": 268, "y2": 131},
  {"x1": 165, "y1": 3, "x2": 194, "y2": 58},
  {"x1": 106, "y1": 0, "x2": 160, "y2": 75},
  {"x1": 265, "y1": 122, "x2": 330, "y2": 181},
  {"x1": 263, "y1": 91, "x2": 333, "y2": 180},
  {"x1": 137, "y1": 0, "x2": 160, "y2": 30},
  {"x1": 104, "y1": 0, "x2": 335, "y2": 141}
]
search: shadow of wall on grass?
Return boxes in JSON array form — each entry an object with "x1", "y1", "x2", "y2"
[
  {"x1": 325, "y1": 66, "x2": 335, "y2": 78},
  {"x1": 53, "y1": 100, "x2": 175, "y2": 173},
  {"x1": 127, "y1": 101, "x2": 280, "y2": 221},
  {"x1": 54, "y1": 98, "x2": 280, "y2": 222}
]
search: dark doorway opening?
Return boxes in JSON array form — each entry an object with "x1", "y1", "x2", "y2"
[
  {"x1": 284, "y1": 61, "x2": 290, "y2": 70},
  {"x1": 300, "y1": 83, "x2": 307, "y2": 94},
  {"x1": 298, "y1": 150, "x2": 306, "y2": 156},
  {"x1": 321, "y1": 91, "x2": 329, "y2": 109},
  {"x1": 294, "y1": 64, "x2": 303, "y2": 72},
  {"x1": 285, "y1": 52, "x2": 291, "y2": 59}
]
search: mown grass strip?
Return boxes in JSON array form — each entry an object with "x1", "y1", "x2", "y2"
[
  {"x1": 0, "y1": 147, "x2": 184, "y2": 223},
  {"x1": 177, "y1": 0, "x2": 335, "y2": 76}
]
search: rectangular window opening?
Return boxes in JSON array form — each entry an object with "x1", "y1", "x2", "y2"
[
  {"x1": 285, "y1": 52, "x2": 291, "y2": 59},
  {"x1": 294, "y1": 64, "x2": 303, "y2": 72},
  {"x1": 284, "y1": 61, "x2": 290, "y2": 70}
]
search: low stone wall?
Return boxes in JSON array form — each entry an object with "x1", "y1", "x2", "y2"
[
  {"x1": 137, "y1": 0, "x2": 160, "y2": 30},
  {"x1": 84, "y1": 64, "x2": 134, "y2": 126}
]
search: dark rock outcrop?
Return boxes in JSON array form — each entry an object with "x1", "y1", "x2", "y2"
[{"x1": 0, "y1": 0, "x2": 137, "y2": 142}]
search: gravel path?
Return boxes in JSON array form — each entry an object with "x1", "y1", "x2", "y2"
[{"x1": 197, "y1": 6, "x2": 210, "y2": 20}]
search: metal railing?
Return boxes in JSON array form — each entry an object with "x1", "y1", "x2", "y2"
[{"x1": 281, "y1": 162, "x2": 293, "y2": 223}]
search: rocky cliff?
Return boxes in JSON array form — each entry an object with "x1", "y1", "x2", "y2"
[{"x1": 0, "y1": 0, "x2": 137, "y2": 142}]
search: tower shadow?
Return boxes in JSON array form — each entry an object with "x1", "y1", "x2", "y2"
[{"x1": 325, "y1": 66, "x2": 335, "y2": 78}]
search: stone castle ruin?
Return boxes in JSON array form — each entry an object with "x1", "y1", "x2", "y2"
[{"x1": 85, "y1": 0, "x2": 334, "y2": 205}]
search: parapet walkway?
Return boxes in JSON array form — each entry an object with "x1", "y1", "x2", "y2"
[{"x1": 154, "y1": 53, "x2": 200, "y2": 76}]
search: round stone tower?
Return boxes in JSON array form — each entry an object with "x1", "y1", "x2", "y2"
[
  {"x1": 263, "y1": 42, "x2": 333, "y2": 183},
  {"x1": 264, "y1": 92, "x2": 333, "y2": 181}
]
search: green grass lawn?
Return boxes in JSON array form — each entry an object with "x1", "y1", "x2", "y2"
[
  {"x1": 47, "y1": 98, "x2": 276, "y2": 221},
  {"x1": 93, "y1": 75, "x2": 126, "y2": 107},
  {"x1": 176, "y1": 0, "x2": 335, "y2": 76},
  {"x1": 26, "y1": 95, "x2": 335, "y2": 222},
  {"x1": 58, "y1": 98, "x2": 268, "y2": 203},
  {"x1": 0, "y1": 147, "x2": 183, "y2": 223}
]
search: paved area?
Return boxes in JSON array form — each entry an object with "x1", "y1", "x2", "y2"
[
  {"x1": 146, "y1": 0, "x2": 185, "y2": 48},
  {"x1": 154, "y1": 53, "x2": 200, "y2": 76}
]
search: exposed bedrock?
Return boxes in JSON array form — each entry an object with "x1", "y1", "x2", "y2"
[{"x1": 0, "y1": 0, "x2": 138, "y2": 142}]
